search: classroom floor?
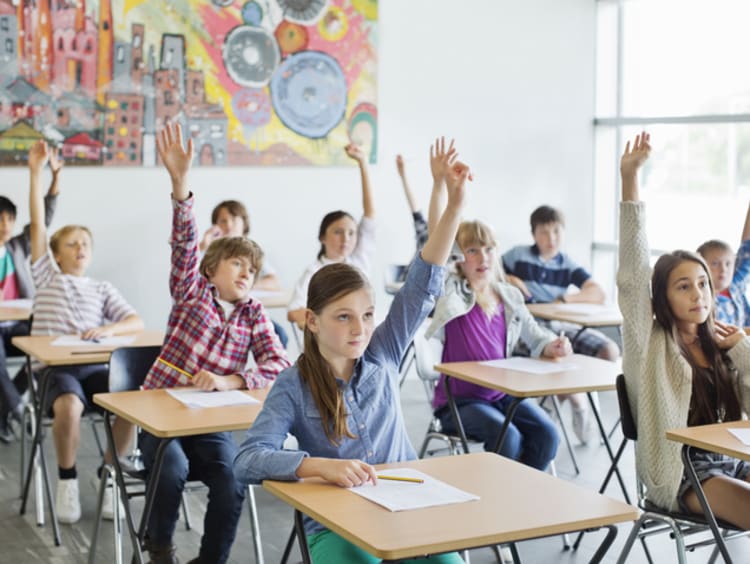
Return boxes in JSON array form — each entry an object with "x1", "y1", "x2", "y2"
[{"x1": 2, "y1": 366, "x2": 750, "y2": 563}]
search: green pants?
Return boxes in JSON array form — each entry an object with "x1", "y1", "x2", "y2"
[{"x1": 307, "y1": 529, "x2": 465, "y2": 563}]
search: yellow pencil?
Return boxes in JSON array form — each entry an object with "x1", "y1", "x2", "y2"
[
  {"x1": 157, "y1": 357, "x2": 193, "y2": 379},
  {"x1": 376, "y1": 475, "x2": 424, "y2": 484}
]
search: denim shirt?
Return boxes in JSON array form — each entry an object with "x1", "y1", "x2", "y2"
[{"x1": 233, "y1": 255, "x2": 444, "y2": 536}]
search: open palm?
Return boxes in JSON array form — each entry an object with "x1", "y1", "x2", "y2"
[{"x1": 157, "y1": 123, "x2": 194, "y2": 181}]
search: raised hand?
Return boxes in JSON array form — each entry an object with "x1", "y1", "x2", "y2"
[
  {"x1": 345, "y1": 143, "x2": 367, "y2": 164},
  {"x1": 157, "y1": 123, "x2": 194, "y2": 200},
  {"x1": 28, "y1": 140, "x2": 50, "y2": 174},
  {"x1": 395, "y1": 154, "x2": 405, "y2": 177},
  {"x1": 49, "y1": 146, "x2": 64, "y2": 175},
  {"x1": 444, "y1": 159, "x2": 472, "y2": 212},
  {"x1": 429, "y1": 137, "x2": 457, "y2": 183},
  {"x1": 620, "y1": 131, "x2": 651, "y2": 177},
  {"x1": 714, "y1": 320, "x2": 746, "y2": 350}
]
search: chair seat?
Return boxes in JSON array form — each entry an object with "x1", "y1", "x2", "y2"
[{"x1": 640, "y1": 499, "x2": 742, "y2": 532}]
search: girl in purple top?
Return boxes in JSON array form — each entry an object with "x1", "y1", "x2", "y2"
[{"x1": 426, "y1": 220, "x2": 572, "y2": 470}]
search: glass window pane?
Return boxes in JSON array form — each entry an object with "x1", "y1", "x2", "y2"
[
  {"x1": 621, "y1": 0, "x2": 750, "y2": 116},
  {"x1": 594, "y1": 126, "x2": 618, "y2": 242},
  {"x1": 595, "y1": 2, "x2": 618, "y2": 117}
]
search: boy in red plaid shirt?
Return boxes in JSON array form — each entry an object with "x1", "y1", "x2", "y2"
[{"x1": 140, "y1": 123, "x2": 290, "y2": 564}]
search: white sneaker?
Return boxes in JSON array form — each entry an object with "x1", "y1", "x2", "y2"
[
  {"x1": 56, "y1": 478, "x2": 81, "y2": 524},
  {"x1": 572, "y1": 406, "x2": 592, "y2": 445},
  {"x1": 92, "y1": 474, "x2": 125, "y2": 520}
]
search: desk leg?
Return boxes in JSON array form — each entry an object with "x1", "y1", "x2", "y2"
[
  {"x1": 491, "y1": 397, "x2": 522, "y2": 455},
  {"x1": 588, "y1": 392, "x2": 629, "y2": 502},
  {"x1": 443, "y1": 376, "x2": 470, "y2": 454},
  {"x1": 681, "y1": 445, "x2": 733, "y2": 564},
  {"x1": 294, "y1": 510, "x2": 312, "y2": 564},
  {"x1": 589, "y1": 524, "x2": 617, "y2": 564},
  {"x1": 137, "y1": 437, "x2": 172, "y2": 550},
  {"x1": 19, "y1": 369, "x2": 61, "y2": 546}
]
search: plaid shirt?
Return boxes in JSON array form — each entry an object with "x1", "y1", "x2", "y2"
[
  {"x1": 715, "y1": 238, "x2": 750, "y2": 327},
  {"x1": 143, "y1": 195, "x2": 290, "y2": 390}
]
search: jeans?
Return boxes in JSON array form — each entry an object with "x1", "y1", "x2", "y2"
[
  {"x1": 438, "y1": 395, "x2": 559, "y2": 471},
  {"x1": 139, "y1": 431, "x2": 246, "y2": 564},
  {"x1": 0, "y1": 320, "x2": 29, "y2": 418}
]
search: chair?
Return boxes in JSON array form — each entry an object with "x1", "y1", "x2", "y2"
[
  {"x1": 88, "y1": 346, "x2": 266, "y2": 564},
  {"x1": 614, "y1": 374, "x2": 746, "y2": 564},
  {"x1": 384, "y1": 263, "x2": 408, "y2": 296}
]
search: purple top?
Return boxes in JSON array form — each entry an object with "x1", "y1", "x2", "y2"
[{"x1": 433, "y1": 302, "x2": 508, "y2": 410}]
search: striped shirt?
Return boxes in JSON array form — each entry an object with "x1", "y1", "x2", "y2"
[
  {"x1": 502, "y1": 244, "x2": 591, "y2": 303},
  {"x1": 142, "y1": 195, "x2": 290, "y2": 391},
  {"x1": 30, "y1": 251, "x2": 137, "y2": 368}
]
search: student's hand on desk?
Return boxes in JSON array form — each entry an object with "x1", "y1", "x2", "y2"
[
  {"x1": 714, "y1": 320, "x2": 746, "y2": 350},
  {"x1": 193, "y1": 369, "x2": 230, "y2": 391},
  {"x1": 81, "y1": 326, "x2": 114, "y2": 341},
  {"x1": 320, "y1": 459, "x2": 377, "y2": 488},
  {"x1": 543, "y1": 336, "x2": 572, "y2": 358},
  {"x1": 429, "y1": 136, "x2": 457, "y2": 183}
]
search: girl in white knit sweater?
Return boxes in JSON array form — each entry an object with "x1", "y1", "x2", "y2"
[{"x1": 619, "y1": 131, "x2": 750, "y2": 529}]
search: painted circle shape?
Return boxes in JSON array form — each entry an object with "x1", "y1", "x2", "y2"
[
  {"x1": 277, "y1": 0, "x2": 328, "y2": 24},
  {"x1": 222, "y1": 25, "x2": 281, "y2": 88},
  {"x1": 241, "y1": 1, "x2": 263, "y2": 26},
  {"x1": 231, "y1": 88, "x2": 272, "y2": 127},
  {"x1": 270, "y1": 51, "x2": 347, "y2": 139},
  {"x1": 275, "y1": 20, "x2": 309, "y2": 55},
  {"x1": 317, "y1": 6, "x2": 348, "y2": 42}
]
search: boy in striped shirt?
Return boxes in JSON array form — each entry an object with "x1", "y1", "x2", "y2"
[
  {"x1": 27, "y1": 141, "x2": 144, "y2": 524},
  {"x1": 139, "y1": 124, "x2": 290, "y2": 564}
]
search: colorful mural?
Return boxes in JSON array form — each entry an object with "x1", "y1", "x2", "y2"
[{"x1": 0, "y1": 0, "x2": 378, "y2": 166}]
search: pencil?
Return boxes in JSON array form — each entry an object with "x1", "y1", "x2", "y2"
[
  {"x1": 157, "y1": 357, "x2": 193, "y2": 379},
  {"x1": 376, "y1": 475, "x2": 424, "y2": 484}
]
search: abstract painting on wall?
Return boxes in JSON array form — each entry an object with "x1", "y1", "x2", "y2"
[{"x1": 0, "y1": 0, "x2": 378, "y2": 166}]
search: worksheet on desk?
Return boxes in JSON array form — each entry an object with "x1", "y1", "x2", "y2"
[
  {"x1": 166, "y1": 388, "x2": 259, "y2": 409},
  {"x1": 480, "y1": 357, "x2": 579, "y2": 374},
  {"x1": 348, "y1": 468, "x2": 479, "y2": 512},
  {"x1": 50, "y1": 335, "x2": 137, "y2": 347},
  {"x1": 0, "y1": 299, "x2": 32, "y2": 309},
  {"x1": 728, "y1": 428, "x2": 750, "y2": 446}
]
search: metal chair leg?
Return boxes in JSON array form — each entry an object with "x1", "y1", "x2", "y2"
[
  {"x1": 246, "y1": 486, "x2": 265, "y2": 564},
  {"x1": 550, "y1": 395, "x2": 580, "y2": 475},
  {"x1": 180, "y1": 492, "x2": 192, "y2": 530}
]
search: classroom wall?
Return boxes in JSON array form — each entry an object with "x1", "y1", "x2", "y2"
[{"x1": 0, "y1": 0, "x2": 596, "y2": 332}]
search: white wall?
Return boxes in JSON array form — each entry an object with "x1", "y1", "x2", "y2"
[{"x1": 0, "y1": 0, "x2": 596, "y2": 332}]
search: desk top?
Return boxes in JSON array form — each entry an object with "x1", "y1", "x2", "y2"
[
  {"x1": 666, "y1": 420, "x2": 750, "y2": 462},
  {"x1": 0, "y1": 305, "x2": 32, "y2": 322},
  {"x1": 526, "y1": 303, "x2": 623, "y2": 328},
  {"x1": 435, "y1": 354, "x2": 619, "y2": 397},
  {"x1": 94, "y1": 387, "x2": 269, "y2": 438},
  {"x1": 264, "y1": 452, "x2": 638, "y2": 561},
  {"x1": 11, "y1": 330, "x2": 165, "y2": 366},
  {"x1": 250, "y1": 289, "x2": 292, "y2": 309}
]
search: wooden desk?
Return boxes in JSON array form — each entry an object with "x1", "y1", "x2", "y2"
[
  {"x1": 0, "y1": 305, "x2": 32, "y2": 321},
  {"x1": 12, "y1": 330, "x2": 165, "y2": 366},
  {"x1": 93, "y1": 387, "x2": 268, "y2": 564},
  {"x1": 264, "y1": 452, "x2": 638, "y2": 563},
  {"x1": 666, "y1": 421, "x2": 750, "y2": 563},
  {"x1": 250, "y1": 289, "x2": 292, "y2": 309},
  {"x1": 526, "y1": 303, "x2": 623, "y2": 328},
  {"x1": 435, "y1": 355, "x2": 628, "y2": 502}
]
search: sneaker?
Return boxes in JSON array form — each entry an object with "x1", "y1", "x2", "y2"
[
  {"x1": 145, "y1": 542, "x2": 179, "y2": 564},
  {"x1": 91, "y1": 474, "x2": 125, "y2": 520},
  {"x1": 0, "y1": 416, "x2": 14, "y2": 444},
  {"x1": 572, "y1": 406, "x2": 592, "y2": 445},
  {"x1": 56, "y1": 478, "x2": 81, "y2": 524},
  {"x1": 500, "y1": 545, "x2": 514, "y2": 564}
]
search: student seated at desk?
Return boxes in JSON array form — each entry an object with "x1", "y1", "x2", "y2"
[
  {"x1": 696, "y1": 200, "x2": 750, "y2": 329},
  {"x1": 502, "y1": 205, "x2": 620, "y2": 444},
  {"x1": 0, "y1": 146, "x2": 61, "y2": 443},
  {"x1": 233, "y1": 145, "x2": 471, "y2": 564},
  {"x1": 198, "y1": 199, "x2": 288, "y2": 347},
  {"x1": 287, "y1": 143, "x2": 375, "y2": 330},
  {"x1": 140, "y1": 124, "x2": 290, "y2": 564},
  {"x1": 426, "y1": 220, "x2": 570, "y2": 471},
  {"x1": 27, "y1": 141, "x2": 144, "y2": 524},
  {"x1": 619, "y1": 131, "x2": 750, "y2": 529}
]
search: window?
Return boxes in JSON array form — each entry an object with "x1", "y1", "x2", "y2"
[{"x1": 593, "y1": 0, "x2": 750, "y2": 296}]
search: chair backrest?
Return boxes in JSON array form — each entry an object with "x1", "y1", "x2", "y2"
[
  {"x1": 386, "y1": 264, "x2": 408, "y2": 285},
  {"x1": 108, "y1": 346, "x2": 162, "y2": 393},
  {"x1": 616, "y1": 373, "x2": 638, "y2": 441},
  {"x1": 412, "y1": 320, "x2": 444, "y2": 400}
]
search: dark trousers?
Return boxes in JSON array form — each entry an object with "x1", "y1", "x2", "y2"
[{"x1": 0, "y1": 320, "x2": 29, "y2": 418}]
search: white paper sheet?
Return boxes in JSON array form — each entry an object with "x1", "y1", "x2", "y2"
[
  {"x1": 479, "y1": 357, "x2": 579, "y2": 374},
  {"x1": 51, "y1": 335, "x2": 137, "y2": 347},
  {"x1": 0, "y1": 299, "x2": 32, "y2": 309},
  {"x1": 166, "y1": 388, "x2": 260, "y2": 409},
  {"x1": 549, "y1": 303, "x2": 620, "y2": 316},
  {"x1": 348, "y1": 468, "x2": 479, "y2": 512},
  {"x1": 728, "y1": 428, "x2": 750, "y2": 446}
]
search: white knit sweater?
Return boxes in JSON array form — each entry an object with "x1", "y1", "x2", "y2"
[{"x1": 618, "y1": 201, "x2": 750, "y2": 511}]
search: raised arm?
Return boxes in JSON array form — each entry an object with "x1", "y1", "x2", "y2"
[
  {"x1": 47, "y1": 146, "x2": 62, "y2": 197},
  {"x1": 396, "y1": 154, "x2": 419, "y2": 213},
  {"x1": 28, "y1": 141, "x2": 50, "y2": 263},
  {"x1": 157, "y1": 123, "x2": 193, "y2": 203},
  {"x1": 345, "y1": 143, "x2": 374, "y2": 219},
  {"x1": 427, "y1": 137, "x2": 457, "y2": 235}
]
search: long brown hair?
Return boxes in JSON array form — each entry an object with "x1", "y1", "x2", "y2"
[
  {"x1": 316, "y1": 210, "x2": 355, "y2": 259},
  {"x1": 297, "y1": 263, "x2": 370, "y2": 444},
  {"x1": 455, "y1": 220, "x2": 506, "y2": 315},
  {"x1": 652, "y1": 251, "x2": 741, "y2": 424}
]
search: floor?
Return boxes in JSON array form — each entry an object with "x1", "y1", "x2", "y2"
[{"x1": 1, "y1": 359, "x2": 750, "y2": 563}]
